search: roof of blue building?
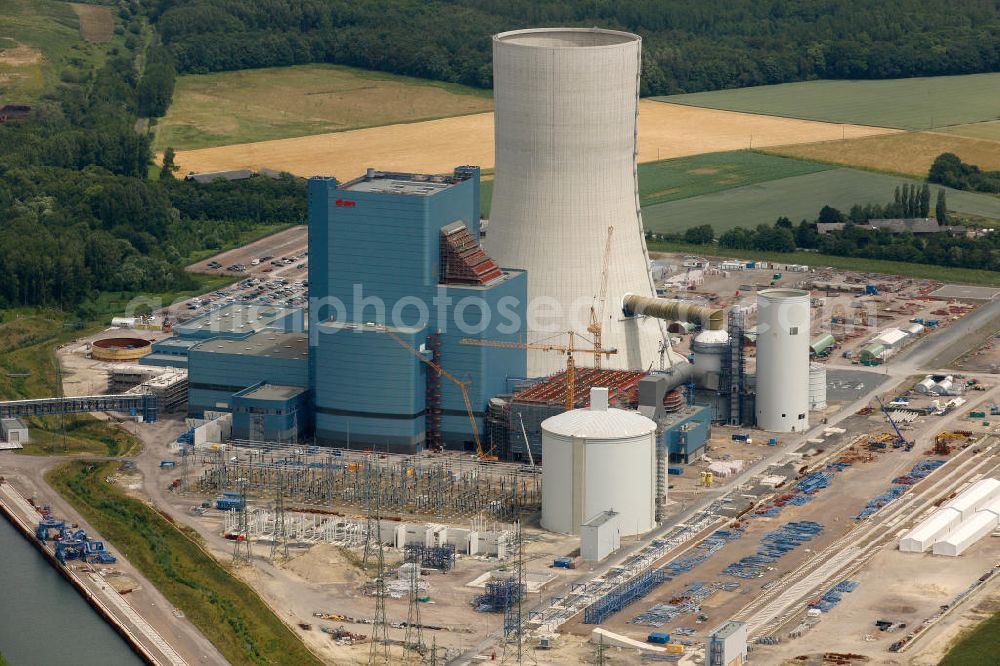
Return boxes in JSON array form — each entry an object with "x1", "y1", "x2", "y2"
[
  {"x1": 236, "y1": 384, "x2": 308, "y2": 402},
  {"x1": 175, "y1": 303, "x2": 303, "y2": 339},
  {"x1": 338, "y1": 169, "x2": 472, "y2": 196},
  {"x1": 191, "y1": 331, "x2": 308, "y2": 361}
]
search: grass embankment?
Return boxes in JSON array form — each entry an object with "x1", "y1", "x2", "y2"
[
  {"x1": 939, "y1": 609, "x2": 1000, "y2": 665},
  {"x1": 47, "y1": 461, "x2": 324, "y2": 666},
  {"x1": 155, "y1": 63, "x2": 493, "y2": 151},
  {"x1": 647, "y1": 239, "x2": 1000, "y2": 287},
  {"x1": 654, "y1": 73, "x2": 1000, "y2": 130}
]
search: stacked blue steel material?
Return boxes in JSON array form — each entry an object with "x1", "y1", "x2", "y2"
[
  {"x1": 856, "y1": 460, "x2": 945, "y2": 520},
  {"x1": 722, "y1": 521, "x2": 824, "y2": 579},
  {"x1": 630, "y1": 581, "x2": 741, "y2": 627},
  {"x1": 663, "y1": 528, "x2": 745, "y2": 577},
  {"x1": 176, "y1": 430, "x2": 194, "y2": 445},
  {"x1": 810, "y1": 580, "x2": 860, "y2": 612},
  {"x1": 756, "y1": 463, "x2": 851, "y2": 518}
]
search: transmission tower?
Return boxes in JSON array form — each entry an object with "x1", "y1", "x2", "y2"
[
  {"x1": 363, "y1": 454, "x2": 377, "y2": 567},
  {"x1": 179, "y1": 445, "x2": 189, "y2": 493},
  {"x1": 368, "y1": 464, "x2": 391, "y2": 666},
  {"x1": 232, "y1": 477, "x2": 252, "y2": 565},
  {"x1": 595, "y1": 632, "x2": 607, "y2": 666},
  {"x1": 404, "y1": 547, "x2": 425, "y2": 655},
  {"x1": 270, "y1": 467, "x2": 289, "y2": 561},
  {"x1": 502, "y1": 505, "x2": 526, "y2": 665}
]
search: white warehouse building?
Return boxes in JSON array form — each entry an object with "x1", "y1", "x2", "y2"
[{"x1": 541, "y1": 389, "x2": 657, "y2": 536}]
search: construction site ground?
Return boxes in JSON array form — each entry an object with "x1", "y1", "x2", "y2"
[{"x1": 125, "y1": 416, "x2": 584, "y2": 663}]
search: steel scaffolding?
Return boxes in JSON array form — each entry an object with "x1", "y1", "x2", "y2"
[{"x1": 583, "y1": 568, "x2": 668, "y2": 624}]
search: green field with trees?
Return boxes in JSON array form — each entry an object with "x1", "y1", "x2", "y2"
[
  {"x1": 642, "y1": 168, "x2": 1000, "y2": 235},
  {"x1": 149, "y1": 1, "x2": 1000, "y2": 95},
  {"x1": 655, "y1": 73, "x2": 1000, "y2": 129},
  {"x1": 0, "y1": 0, "x2": 108, "y2": 103},
  {"x1": 48, "y1": 461, "x2": 324, "y2": 666}
]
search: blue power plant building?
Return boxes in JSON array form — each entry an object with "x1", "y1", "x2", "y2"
[
  {"x1": 177, "y1": 166, "x2": 527, "y2": 453},
  {"x1": 309, "y1": 167, "x2": 526, "y2": 452}
]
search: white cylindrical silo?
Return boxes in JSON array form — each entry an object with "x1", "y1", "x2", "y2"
[
  {"x1": 691, "y1": 329, "x2": 729, "y2": 388},
  {"x1": 541, "y1": 391, "x2": 657, "y2": 536},
  {"x1": 487, "y1": 28, "x2": 664, "y2": 375},
  {"x1": 756, "y1": 289, "x2": 811, "y2": 432},
  {"x1": 809, "y1": 363, "x2": 827, "y2": 410}
]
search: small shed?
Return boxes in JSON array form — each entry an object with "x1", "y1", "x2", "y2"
[
  {"x1": 580, "y1": 510, "x2": 621, "y2": 562},
  {"x1": 0, "y1": 418, "x2": 29, "y2": 444}
]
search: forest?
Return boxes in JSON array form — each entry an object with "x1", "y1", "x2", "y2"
[
  {"x1": 0, "y1": 1, "x2": 305, "y2": 312},
  {"x1": 148, "y1": 0, "x2": 1000, "y2": 94}
]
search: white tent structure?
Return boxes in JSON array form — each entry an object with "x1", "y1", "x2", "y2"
[
  {"x1": 941, "y1": 478, "x2": 1000, "y2": 519},
  {"x1": 899, "y1": 507, "x2": 962, "y2": 553},
  {"x1": 932, "y1": 510, "x2": 999, "y2": 557}
]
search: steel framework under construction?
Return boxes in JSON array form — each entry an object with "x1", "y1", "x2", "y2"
[{"x1": 195, "y1": 440, "x2": 540, "y2": 521}]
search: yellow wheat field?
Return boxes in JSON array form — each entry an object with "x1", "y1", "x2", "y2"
[{"x1": 172, "y1": 100, "x2": 900, "y2": 179}]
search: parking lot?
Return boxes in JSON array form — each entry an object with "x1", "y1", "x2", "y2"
[{"x1": 168, "y1": 225, "x2": 310, "y2": 322}]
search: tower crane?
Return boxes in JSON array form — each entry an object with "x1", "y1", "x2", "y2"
[
  {"x1": 384, "y1": 329, "x2": 497, "y2": 461},
  {"x1": 587, "y1": 225, "x2": 614, "y2": 369},
  {"x1": 459, "y1": 332, "x2": 617, "y2": 411}
]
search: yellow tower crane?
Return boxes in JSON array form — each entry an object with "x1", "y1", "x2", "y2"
[
  {"x1": 384, "y1": 329, "x2": 497, "y2": 461},
  {"x1": 459, "y1": 332, "x2": 617, "y2": 411},
  {"x1": 587, "y1": 225, "x2": 615, "y2": 370}
]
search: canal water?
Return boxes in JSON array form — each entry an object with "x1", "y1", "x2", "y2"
[{"x1": 0, "y1": 516, "x2": 142, "y2": 665}]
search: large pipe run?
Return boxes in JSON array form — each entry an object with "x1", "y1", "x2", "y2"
[{"x1": 622, "y1": 294, "x2": 725, "y2": 331}]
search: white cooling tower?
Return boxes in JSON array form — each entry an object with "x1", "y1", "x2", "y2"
[
  {"x1": 487, "y1": 28, "x2": 664, "y2": 375},
  {"x1": 756, "y1": 289, "x2": 811, "y2": 432}
]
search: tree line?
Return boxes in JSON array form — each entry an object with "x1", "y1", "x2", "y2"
[
  {"x1": 0, "y1": 1, "x2": 305, "y2": 313},
  {"x1": 929, "y1": 153, "x2": 1000, "y2": 195},
  {"x1": 665, "y1": 187, "x2": 1000, "y2": 271},
  {"x1": 145, "y1": 0, "x2": 1000, "y2": 94}
]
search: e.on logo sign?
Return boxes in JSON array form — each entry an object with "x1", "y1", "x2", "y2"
[{"x1": 335, "y1": 199, "x2": 357, "y2": 208}]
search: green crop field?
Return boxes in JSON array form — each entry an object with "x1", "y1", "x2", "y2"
[
  {"x1": 939, "y1": 610, "x2": 1000, "y2": 666},
  {"x1": 480, "y1": 151, "x2": 831, "y2": 218},
  {"x1": 155, "y1": 63, "x2": 493, "y2": 151},
  {"x1": 655, "y1": 73, "x2": 1000, "y2": 130},
  {"x1": 642, "y1": 167, "x2": 1000, "y2": 235},
  {"x1": 637, "y1": 151, "x2": 832, "y2": 207},
  {"x1": 0, "y1": 0, "x2": 110, "y2": 104}
]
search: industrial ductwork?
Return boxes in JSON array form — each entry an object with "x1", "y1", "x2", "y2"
[{"x1": 622, "y1": 294, "x2": 725, "y2": 331}]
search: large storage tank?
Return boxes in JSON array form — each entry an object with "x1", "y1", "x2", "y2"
[
  {"x1": 541, "y1": 389, "x2": 657, "y2": 536},
  {"x1": 691, "y1": 329, "x2": 729, "y2": 390},
  {"x1": 808, "y1": 363, "x2": 827, "y2": 410},
  {"x1": 755, "y1": 289, "x2": 811, "y2": 432},
  {"x1": 487, "y1": 28, "x2": 664, "y2": 375}
]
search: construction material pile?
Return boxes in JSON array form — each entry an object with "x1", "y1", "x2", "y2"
[
  {"x1": 856, "y1": 459, "x2": 945, "y2": 520},
  {"x1": 722, "y1": 521, "x2": 824, "y2": 579}
]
